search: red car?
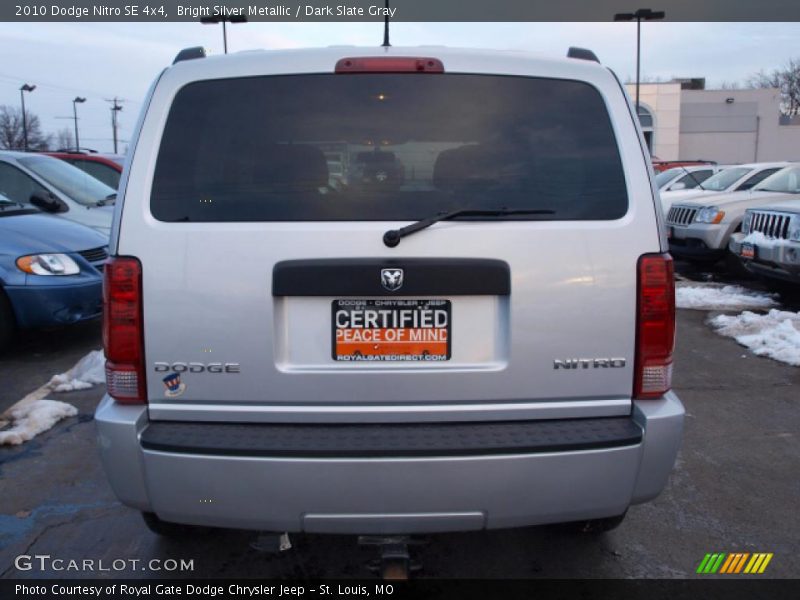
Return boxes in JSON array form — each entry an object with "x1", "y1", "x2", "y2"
[
  {"x1": 651, "y1": 159, "x2": 716, "y2": 173},
  {"x1": 45, "y1": 152, "x2": 124, "y2": 189}
]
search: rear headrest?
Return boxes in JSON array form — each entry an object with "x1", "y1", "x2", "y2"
[
  {"x1": 220, "y1": 143, "x2": 328, "y2": 190},
  {"x1": 252, "y1": 144, "x2": 329, "y2": 188},
  {"x1": 433, "y1": 144, "x2": 503, "y2": 192}
]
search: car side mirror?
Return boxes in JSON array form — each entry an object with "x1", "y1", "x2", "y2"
[
  {"x1": 669, "y1": 182, "x2": 686, "y2": 191},
  {"x1": 30, "y1": 191, "x2": 66, "y2": 213}
]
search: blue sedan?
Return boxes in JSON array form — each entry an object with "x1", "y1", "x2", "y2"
[{"x1": 0, "y1": 195, "x2": 107, "y2": 349}]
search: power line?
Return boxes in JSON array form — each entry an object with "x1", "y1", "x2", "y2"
[{"x1": 0, "y1": 71, "x2": 141, "y2": 105}]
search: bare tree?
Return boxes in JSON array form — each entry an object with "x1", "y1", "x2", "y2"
[
  {"x1": 747, "y1": 59, "x2": 800, "y2": 116},
  {"x1": 718, "y1": 81, "x2": 741, "y2": 90},
  {"x1": 747, "y1": 69, "x2": 781, "y2": 89},
  {"x1": 0, "y1": 105, "x2": 52, "y2": 151},
  {"x1": 55, "y1": 128, "x2": 74, "y2": 151}
]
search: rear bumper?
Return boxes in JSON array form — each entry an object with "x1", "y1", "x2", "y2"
[{"x1": 95, "y1": 393, "x2": 684, "y2": 534}]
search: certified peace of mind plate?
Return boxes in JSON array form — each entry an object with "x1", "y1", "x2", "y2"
[{"x1": 332, "y1": 299, "x2": 451, "y2": 362}]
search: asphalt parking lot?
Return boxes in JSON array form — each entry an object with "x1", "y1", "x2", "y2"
[{"x1": 1, "y1": 265, "x2": 798, "y2": 579}]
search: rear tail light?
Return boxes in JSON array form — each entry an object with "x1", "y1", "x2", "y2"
[
  {"x1": 634, "y1": 253, "x2": 675, "y2": 399},
  {"x1": 335, "y1": 57, "x2": 444, "y2": 73},
  {"x1": 103, "y1": 257, "x2": 146, "y2": 403}
]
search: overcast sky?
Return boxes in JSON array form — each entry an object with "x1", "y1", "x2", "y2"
[{"x1": 1, "y1": 21, "x2": 798, "y2": 153}]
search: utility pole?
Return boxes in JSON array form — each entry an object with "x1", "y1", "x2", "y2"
[{"x1": 106, "y1": 97, "x2": 124, "y2": 154}]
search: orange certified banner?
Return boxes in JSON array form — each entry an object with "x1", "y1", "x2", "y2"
[{"x1": 332, "y1": 299, "x2": 451, "y2": 361}]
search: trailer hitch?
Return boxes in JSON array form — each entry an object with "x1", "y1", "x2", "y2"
[{"x1": 359, "y1": 536, "x2": 425, "y2": 580}]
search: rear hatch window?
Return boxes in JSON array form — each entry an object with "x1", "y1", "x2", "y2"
[{"x1": 151, "y1": 73, "x2": 628, "y2": 222}]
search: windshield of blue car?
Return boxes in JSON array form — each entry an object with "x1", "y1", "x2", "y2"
[
  {"x1": 698, "y1": 167, "x2": 751, "y2": 191},
  {"x1": 18, "y1": 156, "x2": 116, "y2": 207},
  {"x1": 754, "y1": 166, "x2": 800, "y2": 193}
]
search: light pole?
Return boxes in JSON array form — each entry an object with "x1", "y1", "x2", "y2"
[
  {"x1": 72, "y1": 97, "x2": 86, "y2": 152},
  {"x1": 200, "y1": 14, "x2": 247, "y2": 54},
  {"x1": 19, "y1": 84, "x2": 36, "y2": 152},
  {"x1": 614, "y1": 8, "x2": 665, "y2": 115}
]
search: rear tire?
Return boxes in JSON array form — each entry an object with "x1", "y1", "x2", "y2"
[
  {"x1": 0, "y1": 289, "x2": 16, "y2": 352},
  {"x1": 141, "y1": 512, "x2": 214, "y2": 538}
]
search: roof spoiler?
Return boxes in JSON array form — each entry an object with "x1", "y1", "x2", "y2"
[
  {"x1": 173, "y1": 47, "x2": 207, "y2": 64},
  {"x1": 567, "y1": 47, "x2": 600, "y2": 63}
]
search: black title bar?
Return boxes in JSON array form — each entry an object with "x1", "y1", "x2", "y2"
[{"x1": 5, "y1": 0, "x2": 800, "y2": 22}]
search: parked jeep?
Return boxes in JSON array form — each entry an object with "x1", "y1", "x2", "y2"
[
  {"x1": 96, "y1": 46, "x2": 683, "y2": 543},
  {"x1": 730, "y1": 199, "x2": 800, "y2": 286}
]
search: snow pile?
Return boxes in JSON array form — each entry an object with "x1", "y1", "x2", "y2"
[
  {"x1": 0, "y1": 400, "x2": 78, "y2": 446},
  {"x1": 741, "y1": 231, "x2": 793, "y2": 249},
  {"x1": 0, "y1": 350, "x2": 105, "y2": 445},
  {"x1": 47, "y1": 350, "x2": 105, "y2": 392},
  {"x1": 710, "y1": 309, "x2": 800, "y2": 367},
  {"x1": 676, "y1": 283, "x2": 779, "y2": 311}
]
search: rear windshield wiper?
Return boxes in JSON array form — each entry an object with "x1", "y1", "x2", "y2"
[{"x1": 383, "y1": 208, "x2": 555, "y2": 248}]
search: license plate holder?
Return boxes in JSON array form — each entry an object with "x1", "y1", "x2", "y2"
[
  {"x1": 741, "y1": 243, "x2": 755, "y2": 259},
  {"x1": 332, "y1": 299, "x2": 451, "y2": 362}
]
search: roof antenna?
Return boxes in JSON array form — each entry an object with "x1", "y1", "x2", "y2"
[{"x1": 382, "y1": 0, "x2": 391, "y2": 47}]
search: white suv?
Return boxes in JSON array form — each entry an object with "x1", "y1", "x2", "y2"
[{"x1": 96, "y1": 46, "x2": 683, "y2": 540}]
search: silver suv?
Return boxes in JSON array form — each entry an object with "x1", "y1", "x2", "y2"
[{"x1": 96, "y1": 46, "x2": 683, "y2": 539}]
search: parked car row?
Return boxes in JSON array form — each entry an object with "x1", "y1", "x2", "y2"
[
  {"x1": 3, "y1": 136, "x2": 797, "y2": 353},
  {"x1": 654, "y1": 164, "x2": 721, "y2": 194},
  {"x1": 660, "y1": 162, "x2": 787, "y2": 210},
  {"x1": 663, "y1": 162, "x2": 800, "y2": 286},
  {"x1": 0, "y1": 150, "x2": 121, "y2": 349}
]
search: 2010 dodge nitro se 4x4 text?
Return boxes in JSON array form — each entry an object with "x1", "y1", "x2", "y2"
[{"x1": 96, "y1": 46, "x2": 683, "y2": 541}]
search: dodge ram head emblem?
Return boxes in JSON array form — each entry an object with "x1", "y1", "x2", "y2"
[{"x1": 381, "y1": 268, "x2": 404, "y2": 292}]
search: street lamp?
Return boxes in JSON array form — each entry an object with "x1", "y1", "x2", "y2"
[
  {"x1": 614, "y1": 8, "x2": 665, "y2": 115},
  {"x1": 19, "y1": 84, "x2": 36, "y2": 152},
  {"x1": 200, "y1": 14, "x2": 247, "y2": 54},
  {"x1": 72, "y1": 97, "x2": 86, "y2": 152}
]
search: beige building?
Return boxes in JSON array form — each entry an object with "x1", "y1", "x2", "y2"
[{"x1": 624, "y1": 82, "x2": 800, "y2": 164}]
